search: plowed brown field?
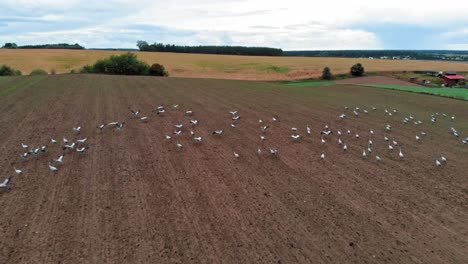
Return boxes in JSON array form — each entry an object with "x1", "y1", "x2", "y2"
[{"x1": 0, "y1": 74, "x2": 467, "y2": 263}]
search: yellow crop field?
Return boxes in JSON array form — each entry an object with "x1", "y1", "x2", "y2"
[{"x1": 1, "y1": 49, "x2": 468, "y2": 80}]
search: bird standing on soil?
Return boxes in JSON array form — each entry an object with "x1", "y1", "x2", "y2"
[
  {"x1": 376, "y1": 155, "x2": 382, "y2": 162},
  {"x1": 306, "y1": 126, "x2": 311, "y2": 135},
  {"x1": 140, "y1": 117, "x2": 148, "y2": 122},
  {"x1": 131, "y1": 109, "x2": 141, "y2": 117},
  {"x1": 213, "y1": 130, "x2": 224, "y2": 135},
  {"x1": 14, "y1": 168, "x2": 22, "y2": 175},
  {"x1": 96, "y1": 124, "x2": 105, "y2": 131},
  {"x1": 50, "y1": 138, "x2": 57, "y2": 144},
  {"x1": 320, "y1": 152, "x2": 325, "y2": 160},
  {"x1": 291, "y1": 134, "x2": 301, "y2": 141},
  {"x1": 436, "y1": 160, "x2": 442, "y2": 167},
  {"x1": 0, "y1": 176, "x2": 13, "y2": 189},
  {"x1": 257, "y1": 147, "x2": 262, "y2": 155},
  {"x1": 270, "y1": 149, "x2": 278, "y2": 156},
  {"x1": 194, "y1": 136, "x2": 202, "y2": 142},
  {"x1": 234, "y1": 152, "x2": 240, "y2": 159},
  {"x1": 399, "y1": 149, "x2": 404, "y2": 160},
  {"x1": 343, "y1": 144, "x2": 347, "y2": 151},
  {"x1": 260, "y1": 135, "x2": 266, "y2": 141},
  {"x1": 48, "y1": 163, "x2": 58, "y2": 172},
  {"x1": 21, "y1": 143, "x2": 28, "y2": 150},
  {"x1": 73, "y1": 126, "x2": 81, "y2": 135},
  {"x1": 55, "y1": 154, "x2": 64, "y2": 164},
  {"x1": 76, "y1": 138, "x2": 88, "y2": 144},
  {"x1": 176, "y1": 143, "x2": 183, "y2": 150},
  {"x1": 76, "y1": 147, "x2": 89, "y2": 154},
  {"x1": 165, "y1": 135, "x2": 172, "y2": 141}
]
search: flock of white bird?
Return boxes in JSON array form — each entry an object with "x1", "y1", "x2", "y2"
[{"x1": 1, "y1": 103, "x2": 466, "y2": 191}]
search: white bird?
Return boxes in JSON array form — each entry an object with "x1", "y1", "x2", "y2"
[
  {"x1": 21, "y1": 143, "x2": 28, "y2": 149},
  {"x1": 384, "y1": 136, "x2": 389, "y2": 142},
  {"x1": 173, "y1": 104, "x2": 179, "y2": 108},
  {"x1": 355, "y1": 134, "x2": 360, "y2": 139},
  {"x1": 353, "y1": 110, "x2": 359, "y2": 116},
  {"x1": 257, "y1": 147, "x2": 262, "y2": 155},
  {"x1": 229, "y1": 111, "x2": 238, "y2": 115},
  {"x1": 130, "y1": 109, "x2": 140, "y2": 117},
  {"x1": 362, "y1": 150, "x2": 367, "y2": 159},
  {"x1": 185, "y1": 110, "x2": 193, "y2": 116},
  {"x1": 347, "y1": 129, "x2": 351, "y2": 135},
  {"x1": 190, "y1": 130, "x2": 195, "y2": 137},
  {"x1": 291, "y1": 127, "x2": 298, "y2": 132},
  {"x1": 269, "y1": 149, "x2": 278, "y2": 156},
  {"x1": 20, "y1": 152, "x2": 29, "y2": 160},
  {"x1": 176, "y1": 143, "x2": 183, "y2": 150},
  {"x1": 51, "y1": 138, "x2": 57, "y2": 144},
  {"x1": 320, "y1": 152, "x2": 325, "y2": 160},
  {"x1": 190, "y1": 119, "x2": 199, "y2": 126},
  {"x1": 234, "y1": 152, "x2": 240, "y2": 159},
  {"x1": 260, "y1": 135, "x2": 266, "y2": 141},
  {"x1": 107, "y1": 121, "x2": 118, "y2": 127},
  {"x1": 212, "y1": 130, "x2": 224, "y2": 135},
  {"x1": 372, "y1": 107, "x2": 377, "y2": 111},
  {"x1": 232, "y1": 116, "x2": 241, "y2": 120},
  {"x1": 55, "y1": 155, "x2": 64, "y2": 164},
  {"x1": 321, "y1": 130, "x2": 333, "y2": 136},
  {"x1": 174, "y1": 130, "x2": 182, "y2": 136},
  {"x1": 388, "y1": 145, "x2": 394, "y2": 151},
  {"x1": 165, "y1": 135, "x2": 172, "y2": 141},
  {"x1": 76, "y1": 147, "x2": 89, "y2": 154},
  {"x1": 321, "y1": 137, "x2": 326, "y2": 144},
  {"x1": 76, "y1": 138, "x2": 88, "y2": 144},
  {"x1": 156, "y1": 109, "x2": 165, "y2": 115},
  {"x1": 41, "y1": 146, "x2": 47, "y2": 153},
  {"x1": 116, "y1": 122, "x2": 125, "y2": 130},
  {"x1": 14, "y1": 168, "x2": 22, "y2": 175},
  {"x1": 261, "y1": 125, "x2": 269, "y2": 133},
  {"x1": 338, "y1": 138, "x2": 343, "y2": 145},
  {"x1": 369, "y1": 130, "x2": 374, "y2": 135},
  {"x1": 231, "y1": 123, "x2": 236, "y2": 128},
  {"x1": 140, "y1": 117, "x2": 148, "y2": 122},
  {"x1": 392, "y1": 140, "x2": 398, "y2": 146},
  {"x1": 306, "y1": 126, "x2": 311, "y2": 135},
  {"x1": 436, "y1": 160, "x2": 442, "y2": 167},
  {"x1": 175, "y1": 124, "x2": 183, "y2": 129},
  {"x1": 259, "y1": 119, "x2": 263, "y2": 123},
  {"x1": 48, "y1": 163, "x2": 58, "y2": 172},
  {"x1": 399, "y1": 149, "x2": 404, "y2": 159},
  {"x1": 337, "y1": 130, "x2": 342, "y2": 136},
  {"x1": 63, "y1": 137, "x2": 69, "y2": 144},
  {"x1": 0, "y1": 176, "x2": 13, "y2": 189},
  {"x1": 343, "y1": 144, "x2": 347, "y2": 151},
  {"x1": 194, "y1": 136, "x2": 202, "y2": 142},
  {"x1": 339, "y1": 114, "x2": 346, "y2": 119},
  {"x1": 363, "y1": 109, "x2": 368, "y2": 114},
  {"x1": 451, "y1": 116, "x2": 455, "y2": 121},
  {"x1": 416, "y1": 135, "x2": 420, "y2": 141},
  {"x1": 440, "y1": 156, "x2": 447, "y2": 163},
  {"x1": 272, "y1": 117, "x2": 278, "y2": 122},
  {"x1": 368, "y1": 140, "x2": 373, "y2": 146},
  {"x1": 73, "y1": 126, "x2": 81, "y2": 134},
  {"x1": 291, "y1": 134, "x2": 301, "y2": 141},
  {"x1": 421, "y1": 131, "x2": 427, "y2": 136},
  {"x1": 376, "y1": 155, "x2": 382, "y2": 161},
  {"x1": 63, "y1": 143, "x2": 76, "y2": 150},
  {"x1": 96, "y1": 124, "x2": 105, "y2": 131}
]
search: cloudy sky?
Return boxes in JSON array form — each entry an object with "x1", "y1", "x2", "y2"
[{"x1": 1, "y1": 0, "x2": 468, "y2": 50}]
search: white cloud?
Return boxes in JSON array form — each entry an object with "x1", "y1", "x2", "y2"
[{"x1": 1, "y1": 0, "x2": 467, "y2": 48}]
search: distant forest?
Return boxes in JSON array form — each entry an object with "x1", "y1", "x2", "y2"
[
  {"x1": 136, "y1": 41, "x2": 283, "y2": 56},
  {"x1": 1, "y1": 43, "x2": 85, "y2": 49},
  {"x1": 283, "y1": 50, "x2": 468, "y2": 61}
]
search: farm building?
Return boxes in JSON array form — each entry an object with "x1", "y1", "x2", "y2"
[{"x1": 442, "y1": 75, "x2": 465, "y2": 87}]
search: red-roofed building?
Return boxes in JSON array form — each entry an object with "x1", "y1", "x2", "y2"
[{"x1": 442, "y1": 75, "x2": 465, "y2": 87}]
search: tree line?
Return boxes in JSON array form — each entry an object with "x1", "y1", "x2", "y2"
[
  {"x1": 1, "y1": 43, "x2": 84, "y2": 49},
  {"x1": 136, "y1": 41, "x2": 283, "y2": 56}
]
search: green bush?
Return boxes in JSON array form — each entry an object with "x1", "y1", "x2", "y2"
[
  {"x1": 79, "y1": 53, "x2": 169, "y2": 77},
  {"x1": 30, "y1": 69, "x2": 48, "y2": 76},
  {"x1": 149, "y1": 63, "x2": 169, "y2": 76},
  {"x1": 350, "y1": 63, "x2": 365, "y2": 76},
  {"x1": 0, "y1": 65, "x2": 21, "y2": 76},
  {"x1": 321, "y1": 67, "x2": 333, "y2": 80}
]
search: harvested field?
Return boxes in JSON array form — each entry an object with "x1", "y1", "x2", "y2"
[
  {"x1": 2, "y1": 49, "x2": 468, "y2": 80},
  {"x1": 336, "y1": 76, "x2": 421, "y2": 86},
  {"x1": 0, "y1": 74, "x2": 467, "y2": 263}
]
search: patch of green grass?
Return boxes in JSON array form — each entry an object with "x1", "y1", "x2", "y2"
[
  {"x1": 285, "y1": 80, "x2": 336, "y2": 87},
  {"x1": 264, "y1": 65, "x2": 290, "y2": 74},
  {"x1": 362, "y1": 84, "x2": 468, "y2": 100}
]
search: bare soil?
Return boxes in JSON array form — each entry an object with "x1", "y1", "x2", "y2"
[{"x1": 0, "y1": 75, "x2": 467, "y2": 263}]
